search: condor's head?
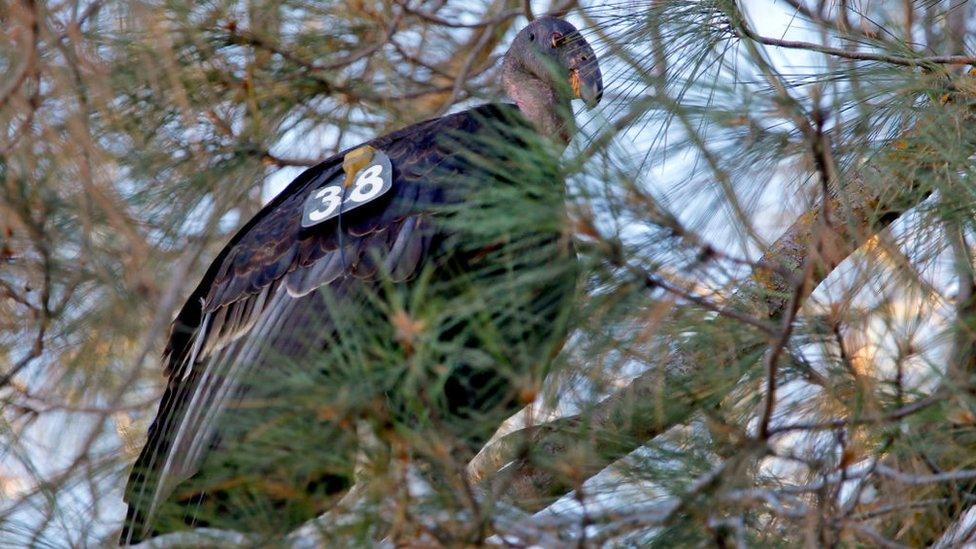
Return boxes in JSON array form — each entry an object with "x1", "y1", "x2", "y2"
[{"x1": 502, "y1": 16, "x2": 603, "y2": 143}]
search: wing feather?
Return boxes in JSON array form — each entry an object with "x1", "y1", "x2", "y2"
[{"x1": 121, "y1": 104, "x2": 523, "y2": 544}]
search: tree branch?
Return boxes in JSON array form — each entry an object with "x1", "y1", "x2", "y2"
[
  {"x1": 737, "y1": 22, "x2": 976, "y2": 68},
  {"x1": 471, "y1": 143, "x2": 936, "y2": 512}
]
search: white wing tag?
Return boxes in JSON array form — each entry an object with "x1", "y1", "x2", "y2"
[{"x1": 301, "y1": 150, "x2": 393, "y2": 228}]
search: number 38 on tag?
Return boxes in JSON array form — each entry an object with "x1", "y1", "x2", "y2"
[{"x1": 301, "y1": 151, "x2": 393, "y2": 229}]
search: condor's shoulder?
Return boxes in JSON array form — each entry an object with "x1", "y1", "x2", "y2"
[{"x1": 161, "y1": 102, "x2": 524, "y2": 377}]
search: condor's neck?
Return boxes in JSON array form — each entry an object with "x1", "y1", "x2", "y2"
[{"x1": 503, "y1": 67, "x2": 575, "y2": 146}]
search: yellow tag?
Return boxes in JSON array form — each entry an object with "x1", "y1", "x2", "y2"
[{"x1": 342, "y1": 145, "x2": 376, "y2": 188}]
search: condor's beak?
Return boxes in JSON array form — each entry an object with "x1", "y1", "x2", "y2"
[{"x1": 570, "y1": 62, "x2": 603, "y2": 109}]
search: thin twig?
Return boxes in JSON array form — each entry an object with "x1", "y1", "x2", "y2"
[
  {"x1": 737, "y1": 23, "x2": 976, "y2": 68},
  {"x1": 0, "y1": 0, "x2": 39, "y2": 112},
  {"x1": 393, "y1": 1, "x2": 522, "y2": 29},
  {"x1": 768, "y1": 392, "x2": 944, "y2": 435}
]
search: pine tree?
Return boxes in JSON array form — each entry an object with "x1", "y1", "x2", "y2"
[{"x1": 3, "y1": 0, "x2": 976, "y2": 545}]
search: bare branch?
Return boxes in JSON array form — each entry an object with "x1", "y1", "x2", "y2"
[
  {"x1": 472, "y1": 129, "x2": 939, "y2": 511},
  {"x1": 736, "y1": 22, "x2": 976, "y2": 68}
]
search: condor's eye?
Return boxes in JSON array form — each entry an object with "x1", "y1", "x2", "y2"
[{"x1": 550, "y1": 32, "x2": 564, "y2": 48}]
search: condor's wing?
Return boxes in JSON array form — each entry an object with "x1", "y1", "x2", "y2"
[{"x1": 121, "y1": 104, "x2": 524, "y2": 544}]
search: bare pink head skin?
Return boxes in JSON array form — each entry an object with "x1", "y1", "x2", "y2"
[{"x1": 502, "y1": 16, "x2": 603, "y2": 144}]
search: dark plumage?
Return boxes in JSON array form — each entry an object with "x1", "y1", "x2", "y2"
[{"x1": 121, "y1": 16, "x2": 602, "y2": 544}]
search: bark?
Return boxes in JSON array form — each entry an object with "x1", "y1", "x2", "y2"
[{"x1": 469, "y1": 138, "x2": 940, "y2": 512}]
